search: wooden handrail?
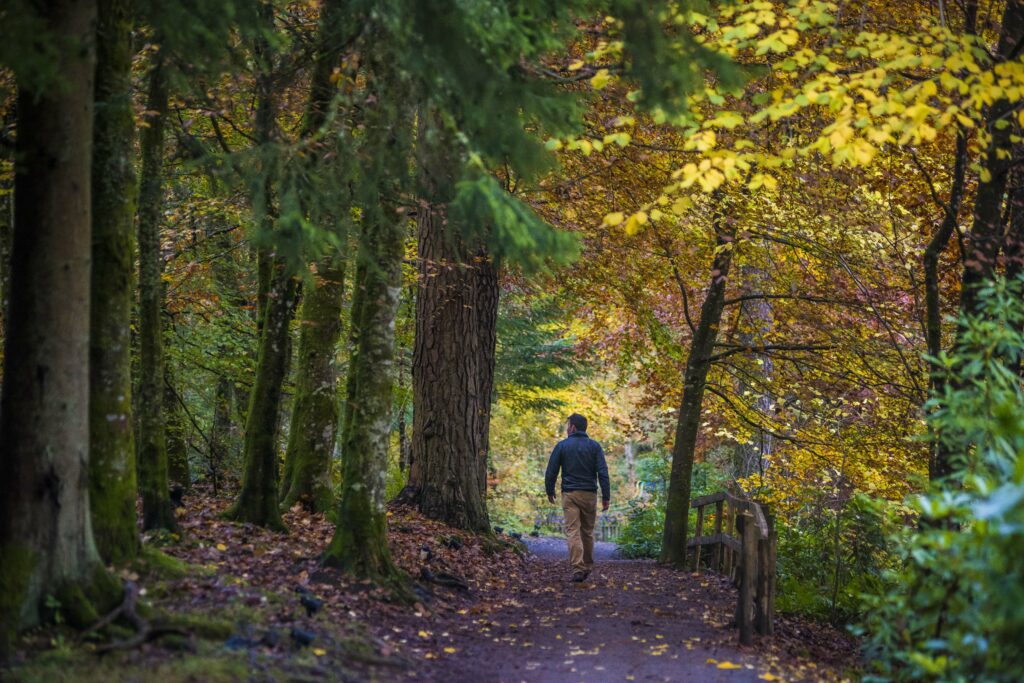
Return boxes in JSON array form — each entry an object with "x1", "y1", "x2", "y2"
[{"x1": 686, "y1": 489, "x2": 777, "y2": 645}]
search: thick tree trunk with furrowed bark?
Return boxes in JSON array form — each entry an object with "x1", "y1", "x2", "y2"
[
  {"x1": 136, "y1": 53, "x2": 178, "y2": 532},
  {"x1": 89, "y1": 0, "x2": 140, "y2": 564},
  {"x1": 660, "y1": 215, "x2": 735, "y2": 568},
  {"x1": 401, "y1": 120, "x2": 496, "y2": 533},
  {"x1": 0, "y1": 0, "x2": 121, "y2": 652}
]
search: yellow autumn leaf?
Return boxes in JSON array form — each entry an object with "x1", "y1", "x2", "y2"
[
  {"x1": 443, "y1": 647, "x2": 457, "y2": 653},
  {"x1": 568, "y1": 59, "x2": 584, "y2": 71},
  {"x1": 603, "y1": 212, "x2": 625, "y2": 227},
  {"x1": 717, "y1": 661, "x2": 742, "y2": 669},
  {"x1": 624, "y1": 211, "x2": 648, "y2": 236},
  {"x1": 215, "y1": 543, "x2": 227, "y2": 551},
  {"x1": 759, "y1": 674, "x2": 783, "y2": 681},
  {"x1": 312, "y1": 648, "x2": 327, "y2": 657},
  {"x1": 591, "y1": 69, "x2": 611, "y2": 90},
  {"x1": 418, "y1": 630, "x2": 429, "y2": 638}
]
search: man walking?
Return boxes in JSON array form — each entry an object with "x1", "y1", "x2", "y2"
[{"x1": 545, "y1": 413, "x2": 610, "y2": 582}]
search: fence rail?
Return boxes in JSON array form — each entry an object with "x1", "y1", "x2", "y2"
[
  {"x1": 537, "y1": 512, "x2": 622, "y2": 543},
  {"x1": 687, "y1": 490, "x2": 777, "y2": 645}
]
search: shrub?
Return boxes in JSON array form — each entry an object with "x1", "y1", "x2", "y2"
[{"x1": 858, "y1": 277, "x2": 1024, "y2": 682}]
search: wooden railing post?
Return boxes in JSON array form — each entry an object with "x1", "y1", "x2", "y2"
[
  {"x1": 713, "y1": 499, "x2": 724, "y2": 572},
  {"x1": 693, "y1": 504, "x2": 705, "y2": 572},
  {"x1": 725, "y1": 499, "x2": 735, "y2": 580},
  {"x1": 739, "y1": 510, "x2": 756, "y2": 645}
]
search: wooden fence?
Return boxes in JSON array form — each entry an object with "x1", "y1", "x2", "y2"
[
  {"x1": 538, "y1": 512, "x2": 623, "y2": 543},
  {"x1": 687, "y1": 490, "x2": 777, "y2": 645}
]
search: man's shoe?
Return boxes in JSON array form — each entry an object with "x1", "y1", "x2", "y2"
[{"x1": 572, "y1": 570, "x2": 587, "y2": 582}]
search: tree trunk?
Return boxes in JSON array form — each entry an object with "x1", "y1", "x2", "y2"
[
  {"x1": 206, "y1": 220, "x2": 242, "y2": 487},
  {"x1": 0, "y1": 0, "x2": 121, "y2": 650},
  {"x1": 280, "y1": 258, "x2": 344, "y2": 513},
  {"x1": 660, "y1": 217, "x2": 735, "y2": 567},
  {"x1": 731, "y1": 261, "x2": 774, "y2": 479},
  {"x1": 402, "y1": 120, "x2": 495, "y2": 533},
  {"x1": 208, "y1": 376, "x2": 232, "y2": 491},
  {"x1": 925, "y1": 129, "x2": 968, "y2": 480},
  {"x1": 0, "y1": 109, "x2": 13, "y2": 336},
  {"x1": 958, "y1": 0, "x2": 1023, "y2": 316},
  {"x1": 230, "y1": 0, "x2": 351, "y2": 527},
  {"x1": 88, "y1": 0, "x2": 139, "y2": 564},
  {"x1": 322, "y1": 203, "x2": 405, "y2": 583},
  {"x1": 164, "y1": 363, "x2": 191, "y2": 489},
  {"x1": 226, "y1": 263, "x2": 298, "y2": 530},
  {"x1": 136, "y1": 54, "x2": 177, "y2": 532}
]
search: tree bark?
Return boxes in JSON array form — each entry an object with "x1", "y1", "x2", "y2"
[
  {"x1": 89, "y1": 0, "x2": 140, "y2": 564},
  {"x1": 164, "y1": 363, "x2": 191, "y2": 489},
  {"x1": 660, "y1": 215, "x2": 735, "y2": 567},
  {"x1": 280, "y1": 258, "x2": 344, "y2": 513},
  {"x1": 322, "y1": 196, "x2": 405, "y2": 584},
  {"x1": 0, "y1": 0, "x2": 121, "y2": 650},
  {"x1": 958, "y1": 0, "x2": 1023, "y2": 316},
  {"x1": 229, "y1": 0, "x2": 348, "y2": 527},
  {"x1": 136, "y1": 53, "x2": 177, "y2": 532},
  {"x1": 924, "y1": 129, "x2": 968, "y2": 481},
  {"x1": 226, "y1": 263, "x2": 298, "y2": 530},
  {"x1": 0, "y1": 109, "x2": 13, "y2": 337},
  {"x1": 402, "y1": 120, "x2": 496, "y2": 533}
]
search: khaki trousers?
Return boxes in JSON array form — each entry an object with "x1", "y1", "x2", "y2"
[{"x1": 562, "y1": 490, "x2": 597, "y2": 572}]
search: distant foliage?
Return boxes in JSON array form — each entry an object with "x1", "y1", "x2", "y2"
[
  {"x1": 859, "y1": 277, "x2": 1024, "y2": 682},
  {"x1": 617, "y1": 459, "x2": 728, "y2": 559}
]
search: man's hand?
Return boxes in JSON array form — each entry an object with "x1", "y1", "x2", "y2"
[
  {"x1": 602, "y1": 499, "x2": 610, "y2": 512},
  {"x1": 548, "y1": 494, "x2": 556, "y2": 504}
]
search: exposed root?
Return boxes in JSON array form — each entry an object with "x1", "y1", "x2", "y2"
[{"x1": 82, "y1": 580, "x2": 192, "y2": 654}]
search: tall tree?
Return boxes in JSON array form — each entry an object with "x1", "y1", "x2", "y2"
[
  {"x1": 229, "y1": 0, "x2": 346, "y2": 527},
  {"x1": 89, "y1": 0, "x2": 140, "y2": 563},
  {"x1": 405, "y1": 123, "x2": 495, "y2": 532},
  {"x1": 322, "y1": 43, "x2": 409, "y2": 585},
  {"x1": 660, "y1": 208, "x2": 735, "y2": 567},
  {"x1": 957, "y1": 0, "x2": 1024, "y2": 318},
  {"x1": 136, "y1": 52, "x2": 178, "y2": 531},
  {"x1": 0, "y1": 0, "x2": 120, "y2": 649},
  {"x1": 279, "y1": 0, "x2": 349, "y2": 513},
  {"x1": 280, "y1": 259, "x2": 344, "y2": 513}
]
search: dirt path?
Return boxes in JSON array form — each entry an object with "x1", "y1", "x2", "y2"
[{"x1": 407, "y1": 537, "x2": 795, "y2": 682}]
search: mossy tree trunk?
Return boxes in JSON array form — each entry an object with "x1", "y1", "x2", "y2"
[
  {"x1": 660, "y1": 216, "x2": 735, "y2": 568},
  {"x1": 89, "y1": 0, "x2": 140, "y2": 564},
  {"x1": 323, "y1": 54, "x2": 409, "y2": 586},
  {"x1": 322, "y1": 213, "x2": 405, "y2": 581},
  {"x1": 280, "y1": 258, "x2": 345, "y2": 513},
  {"x1": 136, "y1": 53, "x2": 177, "y2": 532},
  {"x1": 229, "y1": 0, "x2": 349, "y2": 528},
  {"x1": 0, "y1": 0, "x2": 121, "y2": 651},
  {"x1": 226, "y1": 262, "x2": 298, "y2": 530},
  {"x1": 402, "y1": 119, "x2": 494, "y2": 533}
]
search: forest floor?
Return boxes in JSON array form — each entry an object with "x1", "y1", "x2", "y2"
[{"x1": 3, "y1": 487, "x2": 860, "y2": 682}]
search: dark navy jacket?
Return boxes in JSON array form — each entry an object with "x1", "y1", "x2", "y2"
[{"x1": 545, "y1": 432, "x2": 610, "y2": 501}]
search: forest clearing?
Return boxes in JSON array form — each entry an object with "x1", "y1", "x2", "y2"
[{"x1": 1, "y1": 0, "x2": 1023, "y2": 681}]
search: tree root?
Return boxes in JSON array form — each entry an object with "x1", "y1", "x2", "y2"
[
  {"x1": 82, "y1": 580, "x2": 192, "y2": 654},
  {"x1": 419, "y1": 567, "x2": 469, "y2": 591}
]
